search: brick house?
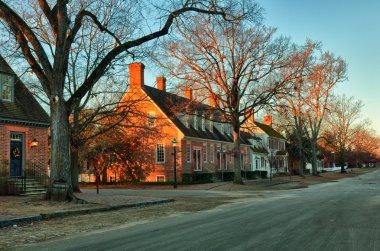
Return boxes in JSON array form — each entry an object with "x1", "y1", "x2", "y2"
[
  {"x1": 246, "y1": 115, "x2": 288, "y2": 177},
  {"x1": 119, "y1": 62, "x2": 252, "y2": 182},
  {"x1": 0, "y1": 55, "x2": 49, "y2": 195}
]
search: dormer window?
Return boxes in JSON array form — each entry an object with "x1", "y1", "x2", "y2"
[
  {"x1": 194, "y1": 115, "x2": 198, "y2": 129},
  {"x1": 0, "y1": 73, "x2": 14, "y2": 102},
  {"x1": 201, "y1": 117, "x2": 206, "y2": 131},
  {"x1": 184, "y1": 115, "x2": 190, "y2": 128},
  {"x1": 226, "y1": 125, "x2": 230, "y2": 135},
  {"x1": 209, "y1": 121, "x2": 214, "y2": 133}
]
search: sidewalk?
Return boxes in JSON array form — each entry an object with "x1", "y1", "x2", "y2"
[{"x1": 0, "y1": 193, "x2": 173, "y2": 228}]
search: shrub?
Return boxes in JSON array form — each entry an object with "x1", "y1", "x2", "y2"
[
  {"x1": 259, "y1": 171, "x2": 268, "y2": 178},
  {"x1": 242, "y1": 171, "x2": 258, "y2": 180},
  {"x1": 214, "y1": 171, "x2": 234, "y2": 181},
  {"x1": 182, "y1": 172, "x2": 213, "y2": 183}
]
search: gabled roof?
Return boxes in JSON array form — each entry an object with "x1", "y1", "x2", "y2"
[
  {"x1": 254, "y1": 121, "x2": 285, "y2": 140},
  {"x1": 0, "y1": 55, "x2": 49, "y2": 125},
  {"x1": 142, "y1": 85, "x2": 251, "y2": 145}
]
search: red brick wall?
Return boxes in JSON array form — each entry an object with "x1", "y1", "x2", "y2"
[{"x1": 0, "y1": 124, "x2": 49, "y2": 176}]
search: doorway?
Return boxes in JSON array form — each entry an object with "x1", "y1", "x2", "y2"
[{"x1": 10, "y1": 133, "x2": 24, "y2": 177}]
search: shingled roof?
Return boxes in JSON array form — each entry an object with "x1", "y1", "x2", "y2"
[
  {"x1": 142, "y1": 85, "x2": 251, "y2": 145},
  {"x1": 254, "y1": 121, "x2": 285, "y2": 140},
  {"x1": 0, "y1": 55, "x2": 49, "y2": 125}
]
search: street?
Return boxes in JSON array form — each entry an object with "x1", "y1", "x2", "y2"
[{"x1": 20, "y1": 170, "x2": 380, "y2": 251}]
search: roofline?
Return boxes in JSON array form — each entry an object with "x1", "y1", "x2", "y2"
[
  {"x1": 183, "y1": 136, "x2": 251, "y2": 146},
  {"x1": 0, "y1": 118, "x2": 49, "y2": 128}
]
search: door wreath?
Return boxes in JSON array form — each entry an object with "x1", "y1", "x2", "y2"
[{"x1": 11, "y1": 147, "x2": 21, "y2": 159}]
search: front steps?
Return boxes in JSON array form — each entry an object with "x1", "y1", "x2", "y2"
[{"x1": 7, "y1": 177, "x2": 47, "y2": 196}]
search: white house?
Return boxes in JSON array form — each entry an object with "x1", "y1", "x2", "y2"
[{"x1": 245, "y1": 115, "x2": 288, "y2": 177}]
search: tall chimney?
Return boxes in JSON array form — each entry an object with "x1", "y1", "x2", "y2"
[
  {"x1": 129, "y1": 62, "x2": 145, "y2": 90},
  {"x1": 263, "y1": 115, "x2": 272, "y2": 127},
  {"x1": 210, "y1": 93, "x2": 218, "y2": 107},
  {"x1": 156, "y1": 76, "x2": 166, "y2": 91},
  {"x1": 185, "y1": 87, "x2": 193, "y2": 100},
  {"x1": 245, "y1": 109, "x2": 255, "y2": 123}
]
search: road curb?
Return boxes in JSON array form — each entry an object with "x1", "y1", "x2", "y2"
[
  {"x1": 0, "y1": 199, "x2": 175, "y2": 227},
  {"x1": 0, "y1": 215, "x2": 42, "y2": 228}
]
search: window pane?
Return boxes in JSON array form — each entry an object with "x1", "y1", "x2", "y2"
[
  {"x1": 156, "y1": 143, "x2": 165, "y2": 163},
  {"x1": 187, "y1": 143, "x2": 191, "y2": 162},
  {"x1": 0, "y1": 73, "x2": 14, "y2": 101},
  {"x1": 210, "y1": 145, "x2": 214, "y2": 163}
]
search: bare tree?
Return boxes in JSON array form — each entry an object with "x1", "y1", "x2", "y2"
[
  {"x1": 157, "y1": 13, "x2": 295, "y2": 184},
  {"x1": 275, "y1": 41, "x2": 320, "y2": 176},
  {"x1": 0, "y1": 0, "x2": 239, "y2": 199},
  {"x1": 321, "y1": 95, "x2": 364, "y2": 172},
  {"x1": 350, "y1": 125, "x2": 380, "y2": 166},
  {"x1": 304, "y1": 52, "x2": 347, "y2": 175}
]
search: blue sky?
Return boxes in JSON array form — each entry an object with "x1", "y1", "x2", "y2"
[{"x1": 258, "y1": 0, "x2": 380, "y2": 134}]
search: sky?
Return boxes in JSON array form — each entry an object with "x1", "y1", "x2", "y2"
[{"x1": 257, "y1": 0, "x2": 380, "y2": 134}]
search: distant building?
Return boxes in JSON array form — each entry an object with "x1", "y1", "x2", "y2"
[
  {"x1": 245, "y1": 115, "x2": 288, "y2": 177},
  {"x1": 117, "y1": 62, "x2": 253, "y2": 182}
]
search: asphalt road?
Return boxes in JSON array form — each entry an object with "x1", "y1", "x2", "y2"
[{"x1": 20, "y1": 170, "x2": 380, "y2": 251}]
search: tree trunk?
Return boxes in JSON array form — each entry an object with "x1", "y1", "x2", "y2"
[
  {"x1": 233, "y1": 129, "x2": 243, "y2": 184},
  {"x1": 295, "y1": 128, "x2": 304, "y2": 176},
  {"x1": 49, "y1": 97, "x2": 72, "y2": 200},
  {"x1": 340, "y1": 149, "x2": 346, "y2": 173},
  {"x1": 311, "y1": 141, "x2": 318, "y2": 176},
  {"x1": 70, "y1": 147, "x2": 81, "y2": 192}
]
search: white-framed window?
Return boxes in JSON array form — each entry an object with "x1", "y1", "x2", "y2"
[
  {"x1": 209, "y1": 121, "x2": 214, "y2": 133},
  {"x1": 0, "y1": 73, "x2": 14, "y2": 101},
  {"x1": 194, "y1": 116, "x2": 198, "y2": 129},
  {"x1": 186, "y1": 142, "x2": 191, "y2": 163},
  {"x1": 156, "y1": 175, "x2": 165, "y2": 182},
  {"x1": 147, "y1": 111, "x2": 156, "y2": 127},
  {"x1": 220, "y1": 124, "x2": 224, "y2": 134},
  {"x1": 201, "y1": 118, "x2": 206, "y2": 131},
  {"x1": 203, "y1": 144, "x2": 207, "y2": 163},
  {"x1": 185, "y1": 115, "x2": 190, "y2": 128},
  {"x1": 155, "y1": 143, "x2": 165, "y2": 163},
  {"x1": 256, "y1": 159, "x2": 259, "y2": 169},
  {"x1": 210, "y1": 145, "x2": 214, "y2": 163}
]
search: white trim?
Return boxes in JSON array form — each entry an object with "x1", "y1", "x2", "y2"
[
  {"x1": 186, "y1": 142, "x2": 191, "y2": 163},
  {"x1": 203, "y1": 143, "x2": 207, "y2": 163},
  {"x1": 155, "y1": 143, "x2": 165, "y2": 163},
  {"x1": 210, "y1": 145, "x2": 215, "y2": 163}
]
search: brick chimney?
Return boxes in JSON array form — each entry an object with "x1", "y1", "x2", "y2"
[
  {"x1": 263, "y1": 115, "x2": 272, "y2": 127},
  {"x1": 245, "y1": 110, "x2": 255, "y2": 123},
  {"x1": 129, "y1": 62, "x2": 145, "y2": 90},
  {"x1": 185, "y1": 87, "x2": 193, "y2": 100},
  {"x1": 210, "y1": 93, "x2": 218, "y2": 107},
  {"x1": 156, "y1": 76, "x2": 166, "y2": 91}
]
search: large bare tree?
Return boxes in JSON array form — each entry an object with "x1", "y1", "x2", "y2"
[
  {"x1": 275, "y1": 41, "x2": 320, "y2": 176},
  {"x1": 321, "y1": 95, "x2": 364, "y2": 172},
  {"x1": 304, "y1": 52, "x2": 347, "y2": 175},
  {"x1": 157, "y1": 13, "x2": 296, "y2": 183},
  {"x1": 0, "y1": 0, "x2": 239, "y2": 199}
]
